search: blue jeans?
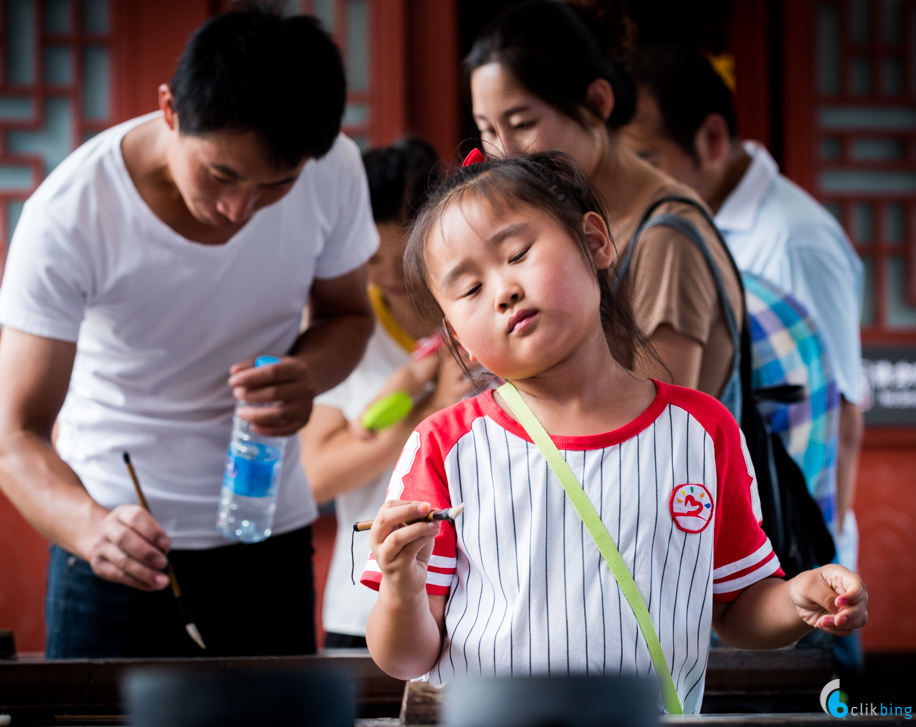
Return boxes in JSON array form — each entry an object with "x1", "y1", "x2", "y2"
[{"x1": 45, "y1": 525, "x2": 316, "y2": 658}]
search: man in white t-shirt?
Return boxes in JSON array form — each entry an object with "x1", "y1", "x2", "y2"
[
  {"x1": 622, "y1": 45, "x2": 865, "y2": 674},
  {"x1": 0, "y1": 8, "x2": 377, "y2": 658}
]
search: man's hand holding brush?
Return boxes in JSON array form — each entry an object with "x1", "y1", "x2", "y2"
[{"x1": 84, "y1": 504, "x2": 171, "y2": 591}]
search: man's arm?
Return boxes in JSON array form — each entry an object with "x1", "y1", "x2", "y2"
[
  {"x1": 0, "y1": 328, "x2": 170, "y2": 590},
  {"x1": 229, "y1": 265, "x2": 374, "y2": 437},
  {"x1": 293, "y1": 265, "x2": 375, "y2": 393},
  {"x1": 836, "y1": 397, "x2": 863, "y2": 534}
]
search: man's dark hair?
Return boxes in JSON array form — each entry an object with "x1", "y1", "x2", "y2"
[
  {"x1": 362, "y1": 138, "x2": 442, "y2": 224},
  {"x1": 170, "y1": 4, "x2": 346, "y2": 168},
  {"x1": 465, "y1": 0, "x2": 637, "y2": 131},
  {"x1": 623, "y1": 45, "x2": 738, "y2": 159}
]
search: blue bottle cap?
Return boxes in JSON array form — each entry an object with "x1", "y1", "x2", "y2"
[{"x1": 254, "y1": 355, "x2": 282, "y2": 368}]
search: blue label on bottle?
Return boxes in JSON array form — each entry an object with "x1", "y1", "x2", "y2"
[{"x1": 222, "y1": 447, "x2": 279, "y2": 498}]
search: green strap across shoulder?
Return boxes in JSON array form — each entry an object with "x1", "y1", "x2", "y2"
[{"x1": 497, "y1": 382, "x2": 684, "y2": 715}]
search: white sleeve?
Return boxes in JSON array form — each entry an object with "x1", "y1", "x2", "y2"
[
  {"x1": 313, "y1": 135, "x2": 379, "y2": 280},
  {"x1": 0, "y1": 203, "x2": 92, "y2": 342},
  {"x1": 314, "y1": 358, "x2": 382, "y2": 421},
  {"x1": 779, "y1": 240, "x2": 863, "y2": 403},
  {"x1": 314, "y1": 377, "x2": 355, "y2": 416}
]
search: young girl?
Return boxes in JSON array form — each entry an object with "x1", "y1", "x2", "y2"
[
  {"x1": 301, "y1": 138, "x2": 472, "y2": 648},
  {"x1": 360, "y1": 153, "x2": 867, "y2": 714}
]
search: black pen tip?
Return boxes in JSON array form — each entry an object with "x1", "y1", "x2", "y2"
[{"x1": 122, "y1": 451, "x2": 130, "y2": 463}]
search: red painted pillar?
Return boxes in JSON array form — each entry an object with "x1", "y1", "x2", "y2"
[{"x1": 407, "y1": 0, "x2": 460, "y2": 162}]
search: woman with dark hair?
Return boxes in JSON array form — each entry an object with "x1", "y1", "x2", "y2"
[{"x1": 466, "y1": 0, "x2": 744, "y2": 408}]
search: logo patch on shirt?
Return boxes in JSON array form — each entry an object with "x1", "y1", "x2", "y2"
[{"x1": 669, "y1": 483, "x2": 714, "y2": 533}]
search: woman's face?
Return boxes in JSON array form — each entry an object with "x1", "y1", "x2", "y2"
[{"x1": 471, "y1": 62, "x2": 604, "y2": 175}]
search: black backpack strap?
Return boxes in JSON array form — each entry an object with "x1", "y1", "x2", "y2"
[
  {"x1": 618, "y1": 198, "x2": 835, "y2": 574},
  {"x1": 613, "y1": 195, "x2": 744, "y2": 418},
  {"x1": 620, "y1": 212, "x2": 740, "y2": 354},
  {"x1": 620, "y1": 195, "x2": 747, "y2": 294}
]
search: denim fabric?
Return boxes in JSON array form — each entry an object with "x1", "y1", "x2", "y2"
[
  {"x1": 45, "y1": 525, "x2": 316, "y2": 658},
  {"x1": 46, "y1": 544, "x2": 133, "y2": 658}
]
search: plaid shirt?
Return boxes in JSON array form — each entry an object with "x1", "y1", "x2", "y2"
[{"x1": 744, "y1": 273, "x2": 841, "y2": 529}]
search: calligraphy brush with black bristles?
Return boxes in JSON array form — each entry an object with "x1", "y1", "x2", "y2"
[{"x1": 122, "y1": 452, "x2": 206, "y2": 650}]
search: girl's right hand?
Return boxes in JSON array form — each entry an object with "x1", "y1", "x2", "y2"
[
  {"x1": 351, "y1": 356, "x2": 441, "y2": 439},
  {"x1": 369, "y1": 500, "x2": 441, "y2": 600},
  {"x1": 348, "y1": 416, "x2": 377, "y2": 441}
]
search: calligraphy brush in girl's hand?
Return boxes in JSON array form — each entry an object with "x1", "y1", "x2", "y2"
[
  {"x1": 122, "y1": 452, "x2": 206, "y2": 650},
  {"x1": 349, "y1": 503, "x2": 464, "y2": 584},
  {"x1": 352, "y1": 502, "x2": 464, "y2": 533}
]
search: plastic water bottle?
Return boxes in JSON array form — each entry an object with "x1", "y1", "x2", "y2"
[{"x1": 217, "y1": 355, "x2": 287, "y2": 543}]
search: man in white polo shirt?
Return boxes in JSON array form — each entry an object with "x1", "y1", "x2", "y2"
[
  {"x1": 622, "y1": 46, "x2": 864, "y2": 546},
  {"x1": 622, "y1": 45, "x2": 864, "y2": 674},
  {"x1": 0, "y1": 7, "x2": 376, "y2": 658}
]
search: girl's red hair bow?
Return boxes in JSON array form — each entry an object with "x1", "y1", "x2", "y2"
[{"x1": 462, "y1": 148, "x2": 487, "y2": 167}]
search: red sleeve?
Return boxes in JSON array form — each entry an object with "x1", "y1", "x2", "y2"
[
  {"x1": 669, "y1": 385, "x2": 784, "y2": 602},
  {"x1": 360, "y1": 399, "x2": 483, "y2": 595}
]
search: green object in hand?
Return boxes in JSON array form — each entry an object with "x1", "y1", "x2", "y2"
[{"x1": 360, "y1": 391, "x2": 414, "y2": 431}]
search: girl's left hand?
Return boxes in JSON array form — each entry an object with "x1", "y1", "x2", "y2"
[{"x1": 788, "y1": 564, "x2": 868, "y2": 636}]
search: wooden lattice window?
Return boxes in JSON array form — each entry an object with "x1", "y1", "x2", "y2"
[
  {"x1": 813, "y1": 0, "x2": 916, "y2": 342},
  {"x1": 295, "y1": 0, "x2": 371, "y2": 148},
  {"x1": 0, "y1": 0, "x2": 113, "y2": 278},
  {"x1": 285, "y1": 0, "x2": 407, "y2": 151}
]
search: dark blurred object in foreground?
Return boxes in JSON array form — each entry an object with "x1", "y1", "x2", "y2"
[
  {"x1": 443, "y1": 674, "x2": 659, "y2": 727},
  {"x1": 124, "y1": 668, "x2": 354, "y2": 727},
  {"x1": 0, "y1": 630, "x2": 15, "y2": 660}
]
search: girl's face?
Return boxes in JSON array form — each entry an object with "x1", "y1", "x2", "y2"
[
  {"x1": 426, "y1": 196, "x2": 612, "y2": 381},
  {"x1": 367, "y1": 222, "x2": 409, "y2": 300},
  {"x1": 471, "y1": 63, "x2": 605, "y2": 176}
]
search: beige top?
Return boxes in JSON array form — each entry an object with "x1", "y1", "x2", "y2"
[{"x1": 613, "y1": 182, "x2": 744, "y2": 400}]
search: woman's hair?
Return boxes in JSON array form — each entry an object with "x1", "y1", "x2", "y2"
[
  {"x1": 362, "y1": 137, "x2": 442, "y2": 225},
  {"x1": 404, "y1": 151, "x2": 652, "y2": 375},
  {"x1": 464, "y1": 0, "x2": 637, "y2": 130}
]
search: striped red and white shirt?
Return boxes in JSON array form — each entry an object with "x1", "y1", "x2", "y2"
[{"x1": 362, "y1": 380, "x2": 782, "y2": 713}]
